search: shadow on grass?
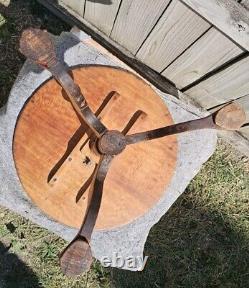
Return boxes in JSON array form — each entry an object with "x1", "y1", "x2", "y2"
[
  {"x1": 111, "y1": 192, "x2": 249, "y2": 288},
  {"x1": 0, "y1": 0, "x2": 70, "y2": 108},
  {"x1": 0, "y1": 241, "x2": 41, "y2": 288}
]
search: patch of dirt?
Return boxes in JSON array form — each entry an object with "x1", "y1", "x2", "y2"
[{"x1": 0, "y1": 0, "x2": 70, "y2": 107}]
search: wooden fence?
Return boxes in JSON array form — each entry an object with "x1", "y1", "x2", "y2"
[{"x1": 39, "y1": 0, "x2": 249, "y2": 143}]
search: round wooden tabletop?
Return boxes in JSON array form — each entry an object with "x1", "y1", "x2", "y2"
[{"x1": 13, "y1": 65, "x2": 177, "y2": 230}]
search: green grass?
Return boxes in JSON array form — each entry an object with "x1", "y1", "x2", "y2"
[
  {"x1": 111, "y1": 142, "x2": 249, "y2": 288},
  {"x1": 0, "y1": 1, "x2": 249, "y2": 287},
  {"x1": 0, "y1": 142, "x2": 248, "y2": 287},
  {"x1": 0, "y1": 208, "x2": 111, "y2": 288}
]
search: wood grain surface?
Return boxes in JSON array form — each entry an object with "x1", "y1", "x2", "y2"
[
  {"x1": 84, "y1": 0, "x2": 121, "y2": 36},
  {"x1": 136, "y1": 0, "x2": 210, "y2": 72},
  {"x1": 185, "y1": 55, "x2": 249, "y2": 109},
  {"x1": 182, "y1": 0, "x2": 249, "y2": 52},
  {"x1": 163, "y1": 27, "x2": 243, "y2": 89},
  {"x1": 59, "y1": 0, "x2": 85, "y2": 16},
  {"x1": 110, "y1": 0, "x2": 171, "y2": 53},
  {"x1": 13, "y1": 65, "x2": 177, "y2": 230}
]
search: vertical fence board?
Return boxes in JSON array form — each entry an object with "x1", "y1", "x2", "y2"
[
  {"x1": 162, "y1": 27, "x2": 244, "y2": 89},
  {"x1": 136, "y1": 0, "x2": 210, "y2": 73},
  {"x1": 110, "y1": 0, "x2": 171, "y2": 54},
  {"x1": 181, "y1": 0, "x2": 249, "y2": 52},
  {"x1": 59, "y1": 0, "x2": 85, "y2": 16},
  {"x1": 184, "y1": 55, "x2": 249, "y2": 109},
  {"x1": 84, "y1": 0, "x2": 121, "y2": 36},
  {"x1": 54, "y1": 0, "x2": 249, "y2": 122}
]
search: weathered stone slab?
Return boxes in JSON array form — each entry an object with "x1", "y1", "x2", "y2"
[{"x1": 0, "y1": 31, "x2": 217, "y2": 271}]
